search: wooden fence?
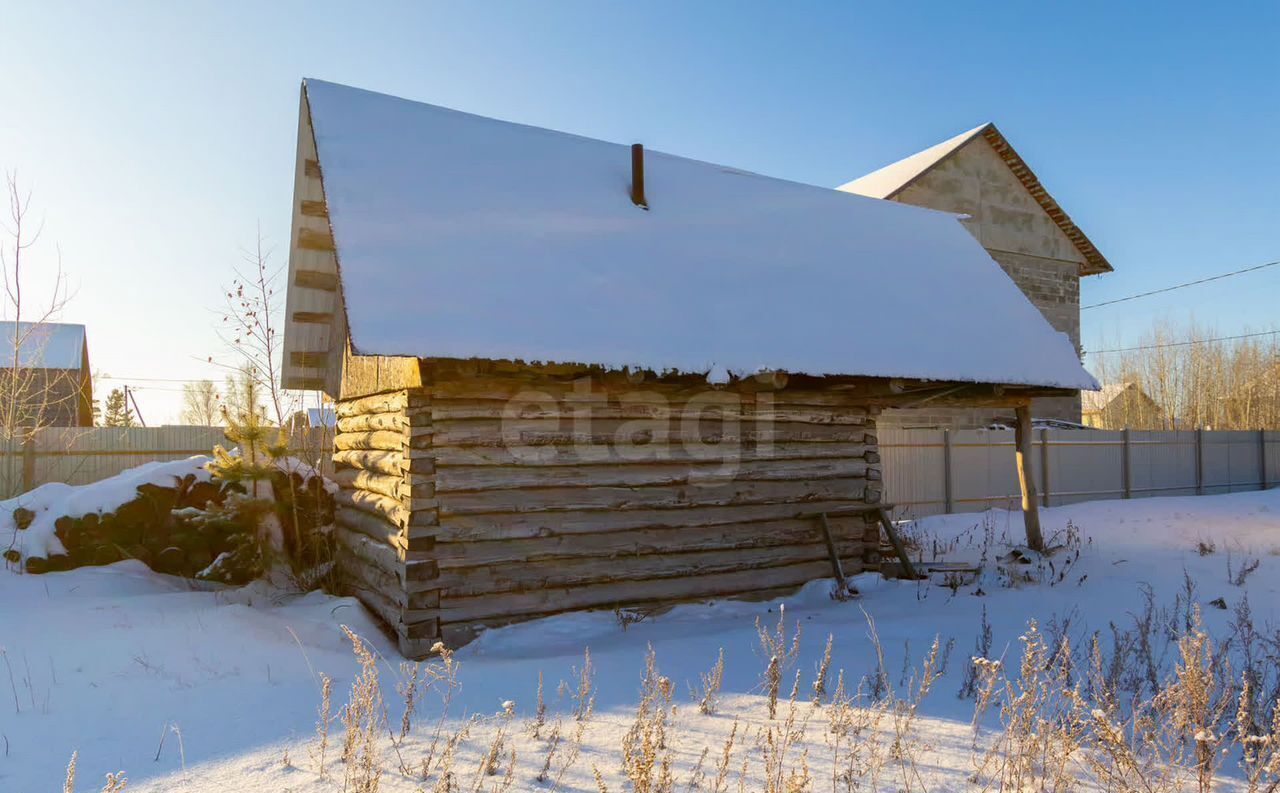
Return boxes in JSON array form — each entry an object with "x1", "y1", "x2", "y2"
[
  {"x1": 0, "y1": 426, "x2": 333, "y2": 499},
  {"x1": 0, "y1": 425, "x2": 1274, "y2": 517},
  {"x1": 881, "y1": 428, "x2": 1279, "y2": 520}
]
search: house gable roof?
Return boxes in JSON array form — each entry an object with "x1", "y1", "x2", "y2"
[
  {"x1": 284, "y1": 80, "x2": 1098, "y2": 394},
  {"x1": 839, "y1": 123, "x2": 1112, "y2": 276},
  {"x1": 0, "y1": 322, "x2": 87, "y2": 370}
]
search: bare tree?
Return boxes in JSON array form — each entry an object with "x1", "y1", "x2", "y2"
[
  {"x1": 216, "y1": 235, "x2": 294, "y2": 426},
  {"x1": 0, "y1": 174, "x2": 76, "y2": 497},
  {"x1": 1090, "y1": 318, "x2": 1280, "y2": 430},
  {"x1": 180, "y1": 379, "x2": 221, "y2": 426}
]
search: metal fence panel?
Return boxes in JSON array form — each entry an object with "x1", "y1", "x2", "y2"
[
  {"x1": 1045, "y1": 430, "x2": 1125, "y2": 506},
  {"x1": 1128, "y1": 431, "x2": 1198, "y2": 497},
  {"x1": 879, "y1": 428, "x2": 947, "y2": 519}
]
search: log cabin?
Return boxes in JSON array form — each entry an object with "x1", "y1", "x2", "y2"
[{"x1": 281, "y1": 79, "x2": 1099, "y2": 656}]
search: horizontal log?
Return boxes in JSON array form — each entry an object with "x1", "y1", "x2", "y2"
[
  {"x1": 430, "y1": 419, "x2": 866, "y2": 448},
  {"x1": 336, "y1": 391, "x2": 408, "y2": 417},
  {"x1": 438, "y1": 477, "x2": 870, "y2": 516},
  {"x1": 334, "y1": 526, "x2": 439, "y2": 591},
  {"x1": 335, "y1": 429, "x2": 404, "y2": 452},
  {"x1": 332, "y1": 468, "x2": 404, "y2": 500},
  {"x1": 435, "y1": 498, "x2": 875, "y2": 542},
  {"x1": 433, "y1": 515, "x2": 874, "y2": 567},
  {"x1": 336, "y1": 505, "x2": 403, "y2": 550},
  {"x1": 337, "y1": 412, "x2": 406, "y2": 433},
  {"x1": 428, "y1": 399, "x2": 868, "y2": 425},
  {"x1": 430, "y1": 441, "x2": 873, "y2": 467},
  {"x1": 332, "y1": 449, "x2": 404, "y2": 477},
  {"x1": 438, "y1": 558, "x2": 849, "y2": 624},
  {"x1": 435, "y1": 540, "x2": 866, "y2": 598},
  {"x1": 336, "y1": 488, "x2": 407, "y2": 527},
  {"x1": 426, "y1": 377, "x2": 876, "y2": 405},
  {"x1": 336, "y1": 551, "x2": 439, "y2": 611},
  {"x1": 434, "y1": 457, "x2": 869, "y2": 493}
]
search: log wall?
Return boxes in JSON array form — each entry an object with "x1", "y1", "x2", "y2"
[
  {"x1": 333, "y1": 389, "x2": 440, "y2": 658},
  {"x1": 335, "y1": 374, "x2": 883, "y2": 655}
]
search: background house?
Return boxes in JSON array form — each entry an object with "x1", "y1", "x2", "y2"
[
  {"x1": 1081, "y1": 381, "x2": 1164, "y2": 429},
  {"x1": 839, "y1": 123, "x2": 1112, "y2": 428},
  {"x1": 0, "y1": 321, "x2": 93, "y2": 428}
]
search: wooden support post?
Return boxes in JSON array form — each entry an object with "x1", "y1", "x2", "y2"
[
  {"x1": 1259, "y1": 429, "x2": 1267, "y2": 490},
  {"x1": 816, "y1": 513, "x2": 852, "y2": 598},
  {"x1": 1013, "y1": 404, "x2": 1044, "y2": 552},
  {"x1": 875, "y1": 507, "x2": 920, "y2": 580},
  {"x1": 1122, "y1": 428, "x2": 1132, "y2": 499},
  {"x1": 1040, "y1": 428, "x2": 1051, "y2": 508},
  {"x1": 942, "y1": 429, "x2": 955, "y2": 514},
  {"x1": 1195, "y1": 429, "x2": 1204, "y2": 496}
]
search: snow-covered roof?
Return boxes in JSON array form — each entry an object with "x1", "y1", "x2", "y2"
[
  {"x1": 0, "y1": 321, "x2": 87, "y2": 370},
  {"x1": 295, "y1": 80, "x2": 1097, "y2": 391},
  {"x1": 838, "y1": 123, "x2": 1112, "y2": 275},
  {"x1": 838, "y1": 124, "x2": 987, "y2": 200}
]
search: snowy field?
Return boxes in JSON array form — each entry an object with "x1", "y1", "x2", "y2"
[{"x1": 2, "y1": 489, "x2": 1279, "y2": 792}]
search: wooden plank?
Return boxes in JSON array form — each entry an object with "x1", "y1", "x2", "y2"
[
  {"x1": 299, "y1": 199, "x2": 328, "y2": 218},
  {"x1": 334, "y1": 526, "x2": 439, "y2": 590},
  {"x1": 294, "y1": 269, "x2": 338, "y2": 290},
  {"x1": 818, "y1": 513, "x2": 850, "y2": 595},
  {"x1": 435, "y1": 498, "x2": 876, "y2": 542},
  {"x1": 438, "y1": 476, "x2": 870, "y2": 516},
  {"x1": 292, "y1": 311, "x2": 333, "y2": 324},
  {"x1": 290, "y1": 351, "x2": 329, "y2": 368},
  {"x1": 304, "y1": 158, "x2": 322, "y2": 178},
  {"x1": 297, "y1": 227, "x2": 335, "y2": 251},
  {"x1": 876, "y1": 508, "x2": 919, "y2": 579}
]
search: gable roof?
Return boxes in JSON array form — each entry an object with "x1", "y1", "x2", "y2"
[
  {"x1": 287, "y1": 80, "x2": 1097, "y2": 392},
  {"x1": 0, "y1": 322, "x2": 87, "y2": 370},
  {"x1": 1082, "y1": 382, "x2": 1149, "y2": 413},
  {"x1": 839, "y1": 123, "x2": 1112, "y2": 275}
]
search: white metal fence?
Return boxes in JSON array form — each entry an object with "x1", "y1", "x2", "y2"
[
  {"x1": 0, "y1": 425, "x2": 1275, "y2": 515},
  {"x1": 881, "y1": 428, "x2": 1279, "y2": 520},
  {"x1": 0, "y1": 426, "x2": 333, "y2": 499}
]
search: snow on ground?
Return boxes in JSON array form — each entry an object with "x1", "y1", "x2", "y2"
[{"x1": 1, "y1": 489, "x2": 1278, "y2": 791}]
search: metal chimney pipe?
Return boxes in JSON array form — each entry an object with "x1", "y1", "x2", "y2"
[{"x1": 630, "y1": 143, "x2": 648, "y2": 209}]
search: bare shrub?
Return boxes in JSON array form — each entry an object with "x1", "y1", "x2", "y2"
[
  {"x1": 755, "y1": 605, "x2": 801, "y2": 719},
  {"x1": 696, "y1": 648, "x2": 725, "y2": 715},
  {"x1": 621, "y1": 645, "x2": 675, "y2": 793},
  {"x1": 339, "y1": 626, "x2": 385, "y2": 793}
]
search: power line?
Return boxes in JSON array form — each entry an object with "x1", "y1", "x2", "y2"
[
  {"x1": 1089, "y1": 329, "x2": 1280, "y2": 355},
  {"x1": 1082, "y1": 258, "x2": 1280, "y2": 310}
]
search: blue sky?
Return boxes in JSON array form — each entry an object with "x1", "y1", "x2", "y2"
[{"x1": 2, "y1": 2, "x2": 1277, "y2": 421}]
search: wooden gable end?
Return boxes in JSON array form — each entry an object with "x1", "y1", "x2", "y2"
[{"x1": 282, "y1": 86, "x2": 345, "y2": 396}]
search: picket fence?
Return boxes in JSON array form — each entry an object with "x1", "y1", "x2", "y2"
[{"x1": 0, "y1": 425, "x2": 1275, "y2": 514}]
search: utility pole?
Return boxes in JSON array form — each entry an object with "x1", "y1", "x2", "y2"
[{"x1": 123, "y1": 385, "x2": 147, "y2": 428}]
